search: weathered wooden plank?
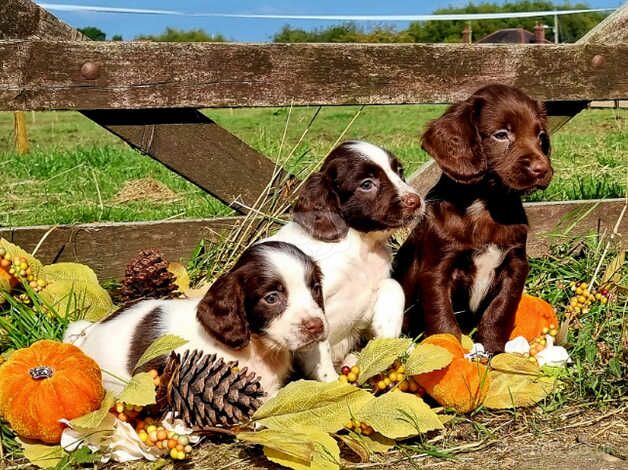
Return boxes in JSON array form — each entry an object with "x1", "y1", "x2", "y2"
[
  {"x1": 81, "y1": 109, "x2": 283, "y2": 211},
  {"x1": 0, "y1": 218, "x2": 241, "y2": 280},
  {"x1": 0, "y1": 40, "x2": 626, "y2": 111},
  {"x1": 1, "y1": 199, "x2": 624, "y2": 280},
  {"x1": 0, "y1": 0, "x2": 86, "y2": 41},
  {"x1": 578, "y1": 4, "x2": 627, "y2": 44}
]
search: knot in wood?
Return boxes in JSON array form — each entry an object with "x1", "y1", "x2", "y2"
[{"x1": 81, "y1": 62, "x2": 100, "y2": 80}]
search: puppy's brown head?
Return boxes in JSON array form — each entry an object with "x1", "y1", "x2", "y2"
[
  {"x1": 197, "y1": 241, "x2": 326, "y2": 350},
  {"x1": 422, "y1": 84, "x2": 552, "y2": 191},
  {"x1": 294, "y1": 141, "x2": 422, "y2": 241}
]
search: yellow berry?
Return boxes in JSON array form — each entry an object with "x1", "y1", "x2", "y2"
[
  {"x1": 550, "y1": 329, "x2": 558, "y2": 336},
  {"x1": 146, "y1": 425, "x2": 157, "y2": 434},
  {"x1": 377, "y1": 380, "x2": 386, "y2": 390},
  {"x1": 350, "y1": 366, "x2": 360, "y2": 375},
  {"x1": 601, "y1": 297, "x2": 608, "y2": 304},
  {"x1": 595, "y1": 293, "x2": 602, "y2": 300},
  {"x1": 399, "y1": 381, "x2": 409, "y2": 392},
  {"x1": 346, "y1": 372, "x2": 357, "y2": 382},
  {"x1": 338, "y1": 375, "x2": 348, "y2": 383},
  {"x1": 575, "y1": 287, "x2": 583, "y2": 295},
  {"x1": 138, "y1": 430, "x2": 148, "y2": 442},
  {"x1": 184, "y1": 445, "x2": 192, "y2": 453},
  {"x1": 388, "y1": 372, "x2": 398, "y2": 382},
  {"x1": 177, "y1": 450, "x2": 186, "y2": 460},
  {"x1": 396, "y1": 364, "x2": 405, "y2": 374},
  {"x1": 157, "y1": 430, "x2": 167, "y2": 441},
  {"x1": 580, "y1": 282, "x2": 588, "y2": 290},
  {"x1": 384, "y1": 378, "x2": 391, "y2": 386},
  {"x1": 170, "y1": 448, "x2": 178, "y2": 459},
  {"x1": 345, "y1": 421, "x2": 353, "y2": 429},
  {"x1": 528, "y1": 356, "x2": 538, "y2": 363},
  {"x1": 542, "y1": 327, "x2": 549, "y2": 334},
  {"x1": 115, "y1": 402, "x2": 124, "y2": 413}
]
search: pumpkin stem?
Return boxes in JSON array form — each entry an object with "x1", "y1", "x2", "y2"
[{"x1": 29, "y1": 366, "x2": 53, "y2": 380}]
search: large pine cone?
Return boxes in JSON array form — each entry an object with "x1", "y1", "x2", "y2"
[
  {"x1": 156, "y1": 350, "x2": 265, "y2": 428},
  {"x1": 119, "y1": 249, "x2": 178, "y2": 302}
]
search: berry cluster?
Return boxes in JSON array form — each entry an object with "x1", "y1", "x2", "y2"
[
  {"x1": 0, "y1": 248, "x2": 47, "y2": 305},
  {"x1": 527, "y1": 326, "x2": 558, "y2": 362},
  {"x1": 112, "y1": 401, "x2": 143, "y2": 422},
  {"x1": 344, "y1": 419, "x2": 374, "y2": 436},
  {"x1": 338, "y1": 362, "x2": 425, "y2": 397},
  {"x1": 136, "y1": 419, "x2": 192, "y2": 460},
  {"x1": 566, "y1": 281, "x2": 609, "y2": 317}
]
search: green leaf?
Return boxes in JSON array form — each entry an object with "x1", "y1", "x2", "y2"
[
  {"x1": 18, "y1": 440, "x2": 64, "y2": 469},
  {"x1": 483, "y1": 370, "x2": 556, "y2": 409},
  {"x1": 356, "y1": 392, "x2": 443, "y2": 439},
  {"x1": 253, "y1": 380, "x2": 373, "y2": 433},
  {"x1": 70, "y1": 391, "x2": 115, "y2": 430},
  {"x1": 237, "y1": 429, "x2": 314, "y2": 462},
  {"x1": 356, "y1": 338, "x2": 412, "y2": 384},
  {"x1": 118, "y1": 372, "x2": 157, "y2": 406},
  {"x1": 264, "y1": 430, "x2": 340, "y2": 470},
  {"x1": 490, "y1": 353, "x2": 541, "y2": 376},
  {"x1": 40, "y1": 263, "x2": 113, "y2": 321},
  {"x1": 404, "y1": 343, "x2": 452, "y2": 376},
  {"x1": 134, "y1": 334, "x2": 188, "y2": 371}
]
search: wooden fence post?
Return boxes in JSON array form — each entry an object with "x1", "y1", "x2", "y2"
[{"x1": 13, "y1": 110, "x2": 28, "y2": 154}]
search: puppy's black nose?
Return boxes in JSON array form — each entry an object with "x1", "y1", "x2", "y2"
[
  {"x1": 401, "y1": 193, "x2": 421, "y2": 210},
  {"x1": 302, "y1": 318, "x2": 324, "y2": 338}
]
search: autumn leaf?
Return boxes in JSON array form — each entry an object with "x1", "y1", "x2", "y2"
[
  {"x1": 356, "y1": 338, "x2": 412, "y2": 384},
  {"x1": 264, "y1": 430, "x2": 340, "y2": 470},
  {"x1": 167, "y1": 262, "x2": 190, "y2": 293},
  {"x1": 18, "y1": 440, "x2": 65, "y2": 469},
  {"x1": 483, "y1": 370, "x2": 556, "y2": 409},
  {"x1": 237, "y1": 429, "x2": 314, "y2": 462},
  {"x1": 252, "y1": 380, "x2": 373, "y2": 433},
  {"x1": 118, "y1": 372, "x2": 157, "y2": 406},
  {"x1": 490, "y1": 353, "x2": 541, "y2": 376},
  {"x1": 133, "y1": 335, "x2": 187, "y2": 371},
  {"x1": 356, "y1": 392, "x2": 443, "y2": 439},
  {"x1": 404, "y1": 343, "x2": 452, "y2": 376}
]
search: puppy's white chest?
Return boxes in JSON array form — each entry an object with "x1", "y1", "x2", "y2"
[{"x1": 469, "y1": 244, "x2": 505, "y2": 312}]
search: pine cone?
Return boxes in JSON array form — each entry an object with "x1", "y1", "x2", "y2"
[
  {"x1": 119, "y1": 249, "x2": 178, "y2": 302},
  {"x1": 156, "y1": 350, "x2": 265, "y2": 428}
]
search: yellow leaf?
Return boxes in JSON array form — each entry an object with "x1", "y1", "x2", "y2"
[
  {"x1": 490, "y1": 353, "x2": 541, "y2": 376},
  {"x1": 356, "y1": 338, "x2": 412, "y2": 384},
  {"x1": 237, "y1": 429, "x2": 314, "y2": 462},
  {"x1": 264, "y1": 430, "x2": 340, "y2": 470},
  {"x1": 133, "y1": 334, "x2": 188, "y2": 372},
  {"x1": 338, "y1": 431, "x2": 394, "y2": 461},
  {"x1": 356, "y1": 392, "x2": 443, "y2": 439},
  {"x1": 167, "y1": 262, "x2": 190, "y2": 293},
  {"x1": 601, "y1": 250, "x2": 625, "y2": 285},
  {"x1": 253, "y1": 380, "x2": 373, "y2": 433},
  {"x1": 337, "y1": 434, "x2": 369, "y2": 462},
  {"x1": 483, "y1": 370, "x2": 556, "y2": 409},
  {"x1": 40, "y1": 263, "x2": 113, "y2": 321},
  {"x1": 404, "y1": 343, "x2": 452, "y2": 376},
  {"x1": 18, "y1": 440, "x2": 64, "y2": 469},
  {"x1": 461, "y1": 335, "x2": 474, "y2": 352},
  {"x1": 70, "y1": 391, "x2": 115, "y2": 430},
  {"x1": 118, "y1": 372, "x2": 157, "y2": 406}
]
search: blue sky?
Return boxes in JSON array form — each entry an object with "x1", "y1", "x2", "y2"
[{"x1": 41, "y1": 1, "x2": 623, "y2": 41}]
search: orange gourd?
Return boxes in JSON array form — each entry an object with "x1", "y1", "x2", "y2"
[
  {"x1": 0, "y1": 340, "x2": 104, "y2": 444},
  {"x1": 413, "y1": 334, "x2": 491, "y2": 413},
  {"x1": 509, "y1": 293, "x2": 558, "y2": 342}
]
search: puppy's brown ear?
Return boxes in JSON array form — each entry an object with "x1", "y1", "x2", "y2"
[
  {"x1": 421, "y1": 97, "x2": 487, "y2": 184},
  {"x1": 293, "y1": 172, "x2": 348, "y2": 241},
  {"x1": 197, "y1": 272, "x2": 250, "y2": 349}
]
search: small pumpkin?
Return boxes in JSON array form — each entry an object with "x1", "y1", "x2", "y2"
[
  {"x1": 0, "y1": 340, "x2": 104, "y2": 444},
  {"x1": 509, "y1": 294, "x2": 559, "y2": 342},
  {"x1": 413, "y1": 334, "x2": 491, "y2": 413}
]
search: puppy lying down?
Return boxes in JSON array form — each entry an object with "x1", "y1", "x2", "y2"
[{"x1": 64, "y1": 241, "x2": 328, "y2": 398}]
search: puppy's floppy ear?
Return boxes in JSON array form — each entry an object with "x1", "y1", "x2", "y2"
[
  {"x1": 197, "y1": 271, "x2": 250, "y2": 349},
  {"x1": 421, "y1": 96, "x2": 487, "y2": 184},
  {"x1": 293, "y1": 171, "x2": 348, "y2": 242}
]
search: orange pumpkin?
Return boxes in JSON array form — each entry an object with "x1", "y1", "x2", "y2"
[
  {"x1": 413, "y1": 334, "x2": 491, "y2": 413},
  {"x1": 509, "y1": 293, "x2": 558, "y2": 342},
  {"x1": 0, "y1": 340, "x2": 104, "y2": 444}
]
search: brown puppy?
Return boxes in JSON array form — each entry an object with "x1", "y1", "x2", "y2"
[{"x1": 394, "y1": 84, "x2": 553, "y2": 353}]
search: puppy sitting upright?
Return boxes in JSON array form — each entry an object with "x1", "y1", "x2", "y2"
[{"x1": 394, "y1": 85, "x2": 553, "y2": 353}]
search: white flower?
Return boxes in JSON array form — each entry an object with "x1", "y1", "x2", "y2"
[
  {"x1": 464, "y1": 343, "x2": 488, "y2": 360},
  {"x1": 535, "y1": 335, "x2": 571, "y2": 367},
  {"x1": 505, "y1": 336, "x2": 531, "y2": 355},
  {"x1": 60, "y1": 414, "x2": 161, "y2": 463}
]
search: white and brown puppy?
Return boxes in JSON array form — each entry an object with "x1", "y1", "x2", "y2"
[
  {"x1": 265, "y1": 140, "x2": 423, "y2": 381},
  {"x1": 64, "y1": 241, "x2": 327, "y2": 398}
]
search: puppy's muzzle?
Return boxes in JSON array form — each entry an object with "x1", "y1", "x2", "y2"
[{"x1": 301, "y1": 317, "x2": 327, "y2": 342}]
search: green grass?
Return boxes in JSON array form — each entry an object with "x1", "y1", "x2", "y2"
[{"x1": 0, "y1": 107, "x2": 626, "y2": 227}]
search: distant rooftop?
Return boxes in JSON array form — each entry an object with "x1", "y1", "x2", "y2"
[{"x1": 477, "y1": 28, "x2": 550, "y2": 44}]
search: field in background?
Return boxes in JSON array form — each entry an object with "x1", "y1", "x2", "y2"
[{"x1": 0, "y1": 107, "x2": 625, "y2": 227}]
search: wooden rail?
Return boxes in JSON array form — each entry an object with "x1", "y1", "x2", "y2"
[
  {"x1": 1, "y1": 199, "x2": 625, "y2": 280},
  {"x1": 0, "y1": 41, "x2": 626, "y2": 110}
]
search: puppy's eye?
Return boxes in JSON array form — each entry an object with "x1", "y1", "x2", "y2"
[
  {"x1": 538, "y1": 131, "x2": 547, "y2": 141},
  {"x1": 312, "y1": 283, "x2": 322, "y2": 295},
  {"x1": 492, "y1": 130, "x2": 510, "y2": 141},
  {"x1": 263, "y1": 292, "x2": 279, "y2": 304},
  {"x1": 359, "y1": 179, "x2": 376, "y2": 191}
]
